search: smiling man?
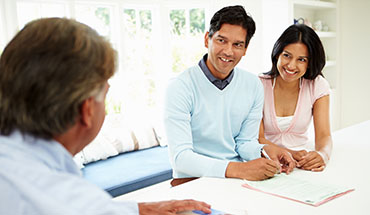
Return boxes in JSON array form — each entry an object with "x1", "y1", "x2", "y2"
[{"x1": 164, "y1": 5, "x2": 295, "y2": 185}]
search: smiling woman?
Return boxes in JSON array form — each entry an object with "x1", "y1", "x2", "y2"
[
  {"x1": 259, "y1": 24, "x2": 332, "y2": 172},
  {"x1": 276, "y1": 42, "x2": 309, "y2": 83}
]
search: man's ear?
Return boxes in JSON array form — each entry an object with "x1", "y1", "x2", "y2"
[
  {"x1": 80, "y1": 97, "x2": 94, "y2": 128},
  {"x1": 204, "y1": 32, "x2": 209, "y2": 48},
  {"x1": 242, "y1": 43, "x2": 249, "y2": 56}
]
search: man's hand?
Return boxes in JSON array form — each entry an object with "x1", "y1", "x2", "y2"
[
  {"x1": 263, "y1": 144, "x2": 296, "y2": 174},
  {"x1": 138, "y1": 199, "x2": 211, "y2": 215},
  {"x1": 297, "y1": 151, "x2": 326, "y2": 172},
  {"x1": 226, "y1": 158, "x2": 280, "y2": 181}
]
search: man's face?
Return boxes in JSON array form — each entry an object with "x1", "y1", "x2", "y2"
[
  {"x1": 205, "y1": 23, "x2": 248, "y2": 80},
  {"x1": 90, "y1": 82, "x2": 109, "y2": 140}
]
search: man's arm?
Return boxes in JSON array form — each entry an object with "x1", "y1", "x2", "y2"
[
  {"x1": 234, "y1": 78, "x2": 265, "y2": 161},
  {"x1": 228, "y1": 79, "x2": 294, "y2": 179},
  {"x1": 164, "y1": 78, "x2": 229, "y2": 178},
  {"x1": 138, "y1": 199, "x2": 211, "y2": 215}
]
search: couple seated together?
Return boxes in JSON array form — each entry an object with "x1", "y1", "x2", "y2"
[{"x1": 164, "y1": 5, "x2": 332, "y2": 186}]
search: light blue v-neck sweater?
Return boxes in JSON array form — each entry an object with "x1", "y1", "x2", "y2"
[{"x1": 164, "y1": 65, "x2": 264, "y2": 178}]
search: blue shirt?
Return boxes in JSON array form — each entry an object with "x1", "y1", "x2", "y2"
[
  {"x1": 164, "y1": 64, "x2": 264, "y2": 178},
  {"x1": 0, "y1": 131, "x2": 138, "y2": 215},
  {"x1": 198, "y1": 54, "x2": 234, "y2": 90}
]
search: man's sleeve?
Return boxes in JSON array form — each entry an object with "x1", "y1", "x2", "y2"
[
  {"x1": 235, "y1": 79, "x2": 264, "y2": 161},
  {"x1": 164, "y1": 78, "x2": 229, "y2": 178}
]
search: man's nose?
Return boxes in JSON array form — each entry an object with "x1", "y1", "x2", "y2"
[{"x1": 223, "y1": 44, "x2": 233, "y2": 56}]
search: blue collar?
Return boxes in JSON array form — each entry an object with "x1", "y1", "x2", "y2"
[{"x1": 198, "y1": 54, "x2": 234, "y2": 90}]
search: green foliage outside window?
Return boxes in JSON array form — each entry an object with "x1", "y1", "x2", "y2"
[
  {"x1": 170, "y1": 10, "x2": 186, "y2": 36},
  {"x1": 123, "y1": 9, "x2": 136, "y2": 37},
  {"x1": 140, "y1": 10, "x2": 152, "y2": 33},
  {"x1": 190, "y1": 8, "x2": 205, "y2": 35},
  {"x1": 95, "y1": 7, "x2": 110, "y2": 26},
  {"x1": 170, "y1": 8, "x2": 206, "y2": 74},
  {"x1": 106, "y1": 7, "x2": 205, "y2": 114}
]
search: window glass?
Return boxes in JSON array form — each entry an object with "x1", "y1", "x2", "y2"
[
  {"x1": 106, "y1": 7, "x2": 156, "y2": 114},
  {"x1": 169, "y1": 8, "x2": 205, "y2": 74},
  {"x1": 75, "y1": 4, "x2": 112, "y2": 41},
  {"x1": 17, "y1": 1, "x2": 67, "y2": 29},
  {"x1": 13, "y1": 1, "x2": 207, "y2": 116}
]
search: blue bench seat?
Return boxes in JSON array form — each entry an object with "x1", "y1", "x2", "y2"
[{"x1": 82, "y1": 146, "x2": 172, "y2": 197}]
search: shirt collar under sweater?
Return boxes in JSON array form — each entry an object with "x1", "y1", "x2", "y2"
[{"x1": 198, "y1": 54, "x2": 234, "y2": 90}]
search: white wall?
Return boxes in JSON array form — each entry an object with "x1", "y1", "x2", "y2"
[
  {"x1": 339, "y1": 0, "x2": 370, "y2": 128},
  {"x1": 210, "y1": 0, "x2": 264, "y2": 74},
  {"x1": 210, "y1": 0, "x2": 290, "y2": 75}
]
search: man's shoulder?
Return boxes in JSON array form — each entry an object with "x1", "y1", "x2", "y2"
[
  {"x1": 235, "y1": 68, "x2": 259, "y2": 80},
  {"x1": 178, "y1": 65, "x2": 201, "y2": 78},
  {"x1": 234, "y1": 68, "x2": 262, "y2": 86},
  {"x1": 168, "y1": 65, "x2": 201, "y2": 87}
]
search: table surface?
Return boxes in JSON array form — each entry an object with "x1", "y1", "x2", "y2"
[{"x1": 116, "y1": 120, "x2": 370, "y2": 215}]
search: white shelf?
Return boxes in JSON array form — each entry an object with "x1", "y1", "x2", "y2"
[
  {"x1": 316, "y1": 31, "x2": 336, "y2": 38},
  {"x1": 293, "y1": 0, "x2": 336, "y2": 9},
  {"x1": 325, "y1": 60, "x2": 336, "y2": 67}
]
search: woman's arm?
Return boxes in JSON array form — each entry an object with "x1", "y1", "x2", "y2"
[
  {"x1": 313, "y1": 95, "x2": 333, "y2": 162},
  {"x1": 258, "y1": 119, "x2": 274, "y2": 146},
  {"x1": 259, "y1": 119, "x2": 307, "y2": 161},
  {"x1": 298, "y1": 95, "x2": 333, "y2": 171}
]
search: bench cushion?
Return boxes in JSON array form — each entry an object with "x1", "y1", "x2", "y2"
[{"x1": 82, "y1": 146, "x2": 172, "y2": 197}]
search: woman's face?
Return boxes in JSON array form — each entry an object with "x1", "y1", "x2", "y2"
[{"x1": 277, "y1": 42, "x2": 309, "y2": 83}]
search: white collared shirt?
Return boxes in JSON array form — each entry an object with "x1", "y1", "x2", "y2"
[{"x1": 0, "y1": 131, "x2": 138, "y2": 215}]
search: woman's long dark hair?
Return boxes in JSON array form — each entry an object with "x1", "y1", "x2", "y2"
[{"x1": 264, "y1": 24, "x2": 325, "y2": 80}]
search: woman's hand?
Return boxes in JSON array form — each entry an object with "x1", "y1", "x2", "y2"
[
  {"x1": 296, "y1": 151, "x2": 326, "y2": 172},
  {"x1": 290, "y1": 150, "x2": 308, "y2": 161}
]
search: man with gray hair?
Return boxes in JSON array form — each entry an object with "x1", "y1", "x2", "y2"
[{"x1": 0, "y1": 18, "x2": 211, "y2": 215}]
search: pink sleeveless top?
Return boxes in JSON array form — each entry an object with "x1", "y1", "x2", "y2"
[{"x1": 259, "y1": 74, "x2": 330, "y2": 149}]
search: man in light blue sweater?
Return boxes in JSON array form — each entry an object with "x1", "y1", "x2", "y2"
[{"x1": 164, "y1": 5, "x2": 295, "y2": 185}]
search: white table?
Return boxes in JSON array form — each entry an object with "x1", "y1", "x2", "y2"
[{"x1": 116, "y1": 120, "x2": 370, "y2": 215}]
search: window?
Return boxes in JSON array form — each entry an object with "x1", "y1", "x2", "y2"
[
  {"x1": 1, "y1": 0, "x2": 210, "y2": 117},
  {"x1": 0, "y1": 1, "x2": 4, "y2": 54},
  {"x1": 111, "y1": 6, "x2": 159, "y2": 113},
  {"x1": 16, "y1": 1, "x2": 68, "y2": 29},
  {"x1": 169, "y1": 8, "x2": 206, "y2": 75},
  {"x1": 75, "y1": 3, "x2": 115, "y2": 42}
]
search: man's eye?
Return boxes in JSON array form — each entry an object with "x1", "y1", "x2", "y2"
[
  {"x1": 234, "y1": 43, "x2": 243, "y2": 48},
  {"x1": 217, "y1": 39, "x2": 225, "y2": 43}
]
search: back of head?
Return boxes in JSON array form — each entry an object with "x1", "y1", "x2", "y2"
[
  {"x1": 208, "y1": 5, "x2": 256, "y2": 47},
  {"x1": 267, "y1": 24, "x2": 325, "y2": 80},
  {"x1": 0, "y1": 18, "x2": 116, "y2": 139}
]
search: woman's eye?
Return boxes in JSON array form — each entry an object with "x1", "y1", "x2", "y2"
[
  {"x1": 283, "y1": 53, "x2": 290, "y2": 58},
  {"x1": 299, "y1": 58, "x2": 307, "y2": 62}
]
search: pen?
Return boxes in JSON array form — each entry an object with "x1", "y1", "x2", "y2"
[
  {"x1": 261, "y1": 148, "x2": 271, "y2": 160},
  {"x1": 262, "y1": 148, "x2": 280, "y2": 174}
]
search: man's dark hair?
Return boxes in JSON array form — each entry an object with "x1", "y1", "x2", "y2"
[{"x1": 208, "y1": 5, "x2": 256, "y2": 47}]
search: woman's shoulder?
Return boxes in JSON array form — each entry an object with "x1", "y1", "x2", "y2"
[
  {"x1": 303, "y1": 75, "x2": 331, "y2": 101},
  {"x1": 258, "y1": 73, "x2": 273, "y2": 87},
  {"x1": 305, "y1": 75, "x2": 330, "y2": 90},
  {"x1": 258, "y1": 73, "x2": 272, "y2": 79}
]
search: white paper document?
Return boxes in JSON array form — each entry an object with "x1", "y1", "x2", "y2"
[{"x1": 243, "y1": 173, "x2": 354, "y2": 206}]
